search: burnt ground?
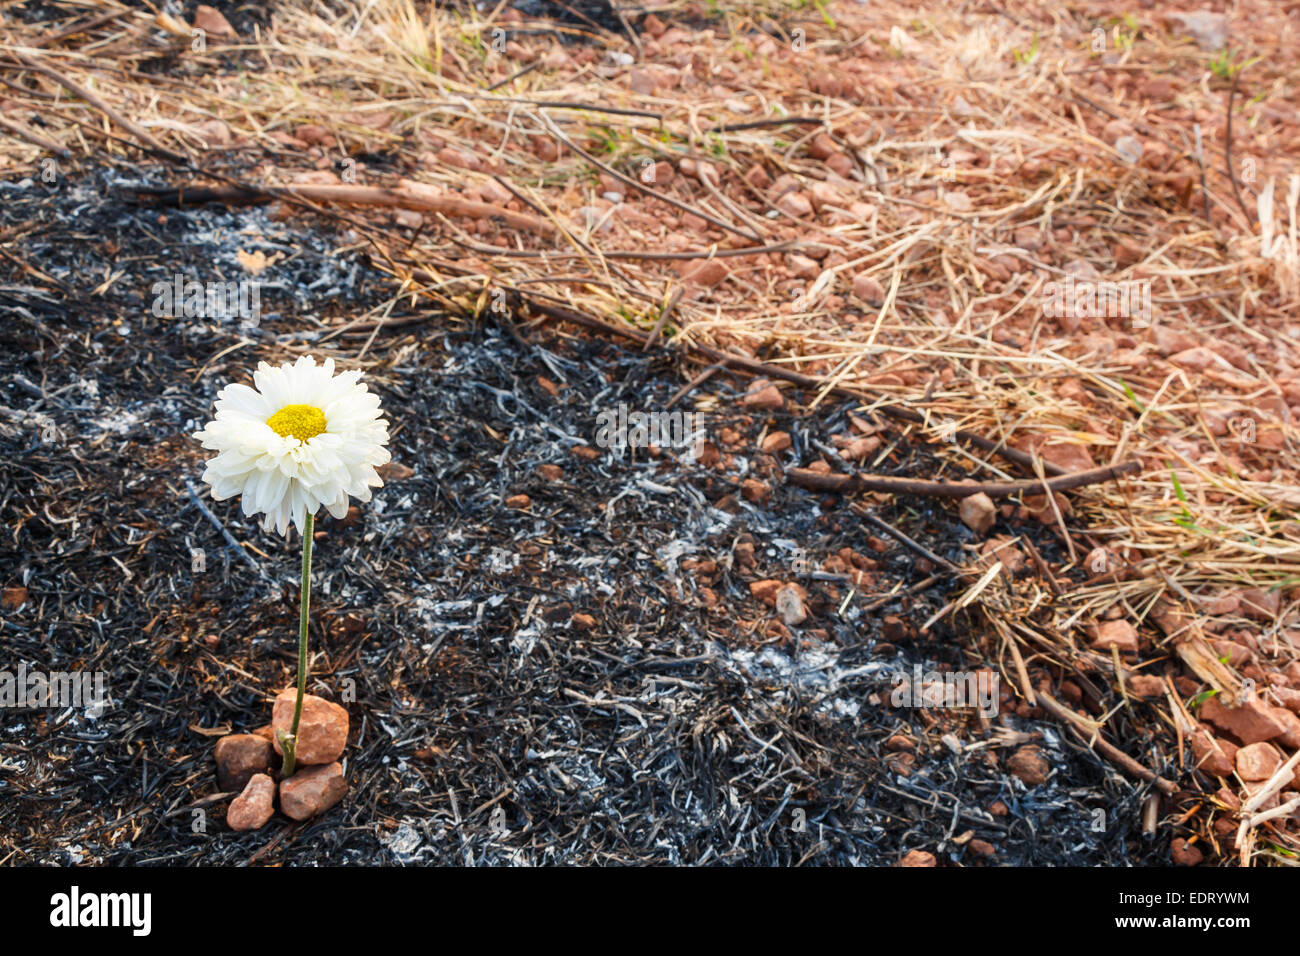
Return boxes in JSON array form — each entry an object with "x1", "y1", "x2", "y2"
[{"x1": 0, "y1": 167, "x2": 1167, "y2": 866}]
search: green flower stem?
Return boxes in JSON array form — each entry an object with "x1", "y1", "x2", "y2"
[{"x1": 282, "y1": 511, "x2": 314, "y2": 778}]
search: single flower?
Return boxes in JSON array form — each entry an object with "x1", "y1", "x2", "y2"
[{"x1": 193, "y1": 355, "x2": 390, "y2": 536}]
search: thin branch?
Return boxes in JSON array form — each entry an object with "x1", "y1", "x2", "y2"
[{"x1": 786, "y1": 461, "x2": 1140, "y2": 499}]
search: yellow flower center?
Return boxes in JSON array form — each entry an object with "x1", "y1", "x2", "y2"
[{"x1": 266, "y1": 404, "x2": 327, "y2": 442}]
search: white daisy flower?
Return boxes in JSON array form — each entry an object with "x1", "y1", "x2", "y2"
[{"x1": 193, "y1": 356, "x2": 391, "y2": 536}]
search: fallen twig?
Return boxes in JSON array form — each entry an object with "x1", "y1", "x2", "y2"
[
  {"x1": 125, "y1": 181, "x2": 559, "y2": 237},
  {"x1": 786, "y1": 461, "x2": 1139, "y2": 499},
  {"x1": 0, "y1": 114, "x2": 70, "y2": 156},
  {"x1": 851, "y1": 505, "x2": 959, "y2": 572},
  {"x1": 1037, "y1": 690, "x2": 1177, "y2": 795},
  {"x1": 1224, "y1": 64, "x2": 1255, "y2": 226}
]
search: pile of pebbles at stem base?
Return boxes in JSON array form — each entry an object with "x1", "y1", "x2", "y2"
[{"x1": 214, "y1": 691, "x2": 349, "y2": 830}]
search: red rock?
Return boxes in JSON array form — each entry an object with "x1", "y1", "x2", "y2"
[
  {"x1": 809, "y1": 181, "x2": 845, "y2": 210},
  {"x1": 1242, "y1": 779, "x2": 1280, "y2": 812},
  {"x1": 1190, "y1": 726, "x2": 1236, "y2": 776},
  {"x1": 897, "y1": 849, "x2": 936, "y2": 867},
  {"x1": 628, "y1": 68, "x2": 661, "y2": 95},
  {"x1": 980, "y1": 536, "x2": 1025, "y2": 575},
  {"x1": 376, "y1": 461, "x2": 414, "y2": 481},
  {"x1": 1007, "y1": 745, "x2": 1050, "y2": 787},
  {"x1": 958, "y1": 493, "x2": 996, "y2": 535},
  {"x1": 1215, "y1": 786, "x2": 1242, "y2": 811},
  {"x1": 293, "y1": 168, "x2": 340, "y2": 185},
  {"x1": 1236, "y1": 742, "x2": 1283, "y2": 781},
  {"x1": 646, "y1": 161, "x2": 675, "y2": 186},
  {"x1": 846, "y1": 201, "x2": 876, "y2": 222},
  {"x1": 295, "y1": 124, "x2": 332, "y2": 146},
  {"x1": 1152, "y1": 326, "x2": 1199, "y2": 356},
  {"x1": 1127, "y1": 674, "x2": 1166, "y2": 698},
  {"x1": 852, "y1": 274, "x2": 886, "y2": 304},
  {"x1": 1270, "y1": 706, "x2": 1300, "y2": 749},
  {"x1": 271, "y1": 690, "x2": 349, "y2": 766},
  {"x1": 740, "y1": 478, "x2": 771, "y2": 504},
  {"x1": 193, "y1": 4, "x2": 236, "y2": 37},
  {"x1": 1138, "y1": 76, "x2": 1175, "y2": 101},
  {"x1": 885, "y1": 751, "x2": 916, "y2": 776},
  {"x1": 1113, "y1": 238, "x2": 1143, "y2": 267},
  {"x1": 1168, "y1": 346, "x2": 1229, "y2": 372},
  {"x1": 680, "y1": 259, "x2": 729, "y2": 287},
  {"x1": 787, "y1": 254, "x2": 820, "y2": 280},
  {"x1": 214, "y1": 733, "x2": 274, "y2": 792},
  {"x1": 1150, "y1": 601, "x2": 1191, "y2": 637},
  {"x1": 749, "y1": 580, "x2": 806, "y2": 607},
  {"x1": 1236, "y1": 588, "x2": 1279, "y2": 622},
  {"x1": 683, "y1": 159, "x2": 718, "y2": 185},
  {"x1": 393, "y1": 208, "x2": 422, "y2": 229},
  {"x1": 1091, "y1": 619, "x2": 1139, "y2": 654},
  {"x1": 1211, "y1": 639, "x2": 1251, "y2": 669},
  {"x1": 760, "y1": 431, "x2": 791, "y2": 453},
  {"x1": 1020, "y1": 491, "x2": 1072, "y2": 525},
  {"x1": 968, "y1": 839, "x2": 996, "y2": 857},
  {"x1": 227, "y1": 773, "x2": 275, "y2": 831},
  {"x1": 537, "y1": 464, "x2": 563, "y2": 481},
  {"x1": 1014, "y1": 435, "x2": 1095, "y2": 473},
  {"x1": 571, "y1": 613, "x2": 597, "y2": 631},
  {"x1": 808, "y1": 133, "x2": 838, "y2": 160},
  {"x1": 279, "y1": 762, "x2": 347, "y2": 821},
  {"x1": 437, "y1": 146, "x2": 481, "y2": 171},
  {"x1": 840, "y1": 435, "x2": 881, "y2": 461},
  {"x1": 742, "y1": 382, "x2": 785, "y2": 411},
  {"x1": 1199, "y1": 694, "x2": 1287, "y2": 744},
  {"x1": 680, "y1": 214, "x2": 713, "y2": 237},
  {"x1": 744, "y1": 163, "x2": 772, "y2": 190},
  {"x1": 1170, "y1": 838, "x2": 1203, "y2": 866},
  {"x1": 1212, "y1": 817, "x2": 1238, "y2": 849},
  {"x1": 505, "y1": 494, "x2": 531, "y2": 510},
  {"x1": 197, "y1": 119, "x2": 232, "y2": 147},
  {"x1": 477, "y1": 178, "x2": 513, "y2": 205},
  {"x1": 777, "y1": 192, "x2": 813, "y2": 217},
  {"x1": 1208, "y1": 341, "x2": 1250, "y2": 372},
  {"x1": 1274, "y1": 687, "x2": 1300, "y2": 713},
  {"x1": 826, "y1": 153, "x2": 854, "y2": 178},
  {"x1": 1204, "y1": 592, "x2": 1240, "y2": 615},
  {"x1": 531, "y1": 135, "x2": 559, "y2": 161}
]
